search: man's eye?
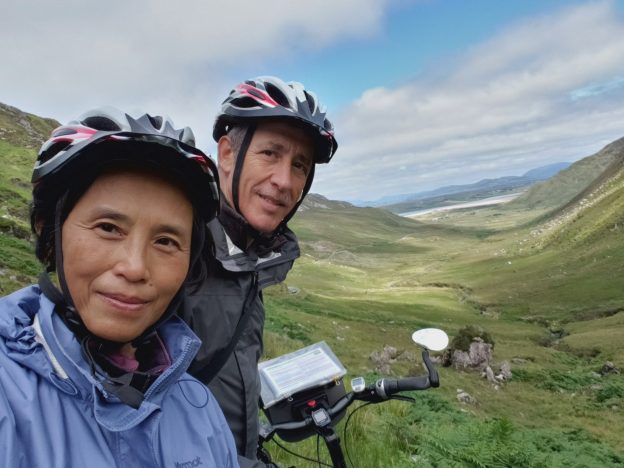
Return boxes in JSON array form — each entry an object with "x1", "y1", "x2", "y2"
[{"x1": 294, "y1": 161, "x2": 310, "y2": 175}]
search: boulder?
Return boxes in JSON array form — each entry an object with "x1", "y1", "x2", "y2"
[
  {"x1": 600, "y1": 361, "x2": 621, "y2": 376},
  {"x1": 456, "y1": 389, "x2": 477, "y2": 405},
  {"x1": 496, "y1": 361, "x2": 513, "y2": 381},
  {"x1": 451, "y1": 340, "x2": 493, "y2": 370}
]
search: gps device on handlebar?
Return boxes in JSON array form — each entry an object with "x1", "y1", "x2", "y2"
[{"x1": 259, "y1": 341, "x2": 348, "y2": 442}]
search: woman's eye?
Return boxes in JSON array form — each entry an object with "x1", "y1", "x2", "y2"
[
  {"x1": 156, "y1": 237, "x2": 180, "y2": 249},
  {"x1": 96, "y1": 222, "x2": 119, "y2": 234}
]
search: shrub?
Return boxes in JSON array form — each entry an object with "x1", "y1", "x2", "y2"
[{"x1": 451, "y1": 325, "x2": 495, "y2": 352}]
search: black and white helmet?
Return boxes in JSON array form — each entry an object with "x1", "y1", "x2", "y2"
[
  {"x1": 213, "y1": 76, "x2": 338, "y2": 163},
  {"x1": 33, "y1": 106, "x2": 219, "y2": 222}
]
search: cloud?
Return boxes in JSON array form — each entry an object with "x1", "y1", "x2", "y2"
[
  {"x1": 0, "y1": 0, "x2": 391, "y2": 148},
  {"x1": 315, "y1": 1, "x2": 624, "y2": 202}
]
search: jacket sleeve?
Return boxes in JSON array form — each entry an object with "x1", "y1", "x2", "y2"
[{"x1": 0, "y1": 379, "x2": 25, "y2": 468}]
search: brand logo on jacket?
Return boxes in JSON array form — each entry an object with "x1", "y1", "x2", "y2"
[{"x1": 175, "y1": 456, "x2": 203, "y2": 468}]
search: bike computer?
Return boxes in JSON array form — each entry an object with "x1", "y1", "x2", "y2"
[{"x1": 351, "y1": 376, "x2": 366, "y2": 392}]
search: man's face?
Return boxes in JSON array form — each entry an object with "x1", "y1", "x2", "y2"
[{"x1": 219, "y1": 121, "x2": 314, "y2": 233}]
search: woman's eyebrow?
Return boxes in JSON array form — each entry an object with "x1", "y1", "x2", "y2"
[{"x1": 89, "y1": 207, "x2": 189, "y2": 238}]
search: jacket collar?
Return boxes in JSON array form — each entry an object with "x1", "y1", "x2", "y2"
[{"x1": 2, "y1": 286, "x2": 202, "y2": 431}]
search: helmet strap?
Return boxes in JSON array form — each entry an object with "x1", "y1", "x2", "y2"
[
  {"x1": 231, "y1": 124, "x2": 256, "y2": 214},
  {"x1": 50, "y1": 192, "x2": 85, "y2": 333},
  {"x1": 281, "y1": 163, "x2": 315, "y2": 226}
]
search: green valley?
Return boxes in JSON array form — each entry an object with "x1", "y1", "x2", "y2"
[{"x1": 1, "y1": 104, "x2": 622, "y2": 466}]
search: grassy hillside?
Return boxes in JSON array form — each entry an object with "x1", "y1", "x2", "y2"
[
  {"x1": 508, "y1": 136, "x2": 624, "y2": 210},
  {"x1": 0, "y1": 103, "x2": 59, "y2": 149},
  {"x1": 263, "y1": 153, "x2": 624, "y2": 465},
  {"x1": 0, "y1": 104, "x2": 56, "y2": 293}
]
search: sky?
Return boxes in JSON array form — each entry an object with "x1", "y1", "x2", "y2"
[{"x1": 3, "y1": 0, "x2": 624, "y2": 203}]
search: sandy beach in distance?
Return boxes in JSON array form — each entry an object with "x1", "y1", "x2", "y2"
[{"x1": 401, "y1": 192, "x2": 523, "y2": 218}]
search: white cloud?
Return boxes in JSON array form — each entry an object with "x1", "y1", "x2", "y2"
[
  {"x1": 0, "y1": 0, "x2": 390, "y2": 148},
  {"x1": 315, "y1": 1, "x2": 624, "y2": 202}
]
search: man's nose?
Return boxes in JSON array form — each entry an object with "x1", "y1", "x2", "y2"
[{"x1": 270, "y1": 159, "x2": 293, "y2": 190}]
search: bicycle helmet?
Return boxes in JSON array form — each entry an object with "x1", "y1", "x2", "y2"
[
  {"x1": 34, "y1": 106, "x2": 218, "y2": 222},
  {"x1": 213, "y1": 76, "x2": 338, "y2": 232},
  {"x1": 31, "y1": 107, "x2": 220, "y2": 408},
  {"x1": 213, "y1": 76, "x2": 337, "y2": 164}
]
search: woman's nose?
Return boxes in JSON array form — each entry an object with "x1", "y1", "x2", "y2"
[{"x1": 113, "y1": 240, "x2": 150, "y2": 282}]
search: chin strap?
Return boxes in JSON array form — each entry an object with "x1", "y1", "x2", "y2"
[{"x1": 232, "y1": 124, "x2": 256, "y2": 214}]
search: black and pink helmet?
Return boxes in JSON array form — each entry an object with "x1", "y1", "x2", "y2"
[
  {"x1": 213, "y1": 76, "x2": 338, "y2": 164},
  {"x1": 33, "y1": 107, "x2": 219, "y2": 223}
]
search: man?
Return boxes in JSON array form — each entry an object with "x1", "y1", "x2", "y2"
[{"x1": 182, "y1": 76, "x2": 338, "y2": 467}]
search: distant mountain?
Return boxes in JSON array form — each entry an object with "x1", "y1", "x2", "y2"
[
  {"x1": 522, "y1": 162, "x2": 570, "y2": 180},
  {"x1": 377, "y1": 162, "x2": 570, "y2": 214},
  {"x1": 355, "y1": 162, "x2": 571, "y2": 211},
  {"x1": 299, "y1": 193, "x2": 355, "y2": 212}
]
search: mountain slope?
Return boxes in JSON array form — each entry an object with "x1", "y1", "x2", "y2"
[
  {"x1": 507, "y1": 137, "x2": 624, "y2": 210},
  {"x1": 0, "y1": 103, "x2": 58, "y2": 293},
  {"x1": 0, "y1": 103, "x2": 59, "y2": 149}
]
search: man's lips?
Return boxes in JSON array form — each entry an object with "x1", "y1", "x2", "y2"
[{"x1": 257, "y1": 191, "x2": 289, "y2": 207}]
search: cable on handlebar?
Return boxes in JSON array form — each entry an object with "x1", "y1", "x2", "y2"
[
  {"x1": 343, "y1": 401, "x2": 373, "y2": 468},
  {"x1": 270, "y1": 437, "x2": 333, "y2": 468}
]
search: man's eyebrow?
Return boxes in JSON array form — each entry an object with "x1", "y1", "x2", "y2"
[
  {"x1": 260, "y1": 140, "x2": 313, "y2": 163},
  {"x1": 264, "y1": 141, "x2": 286, "y2": 151}
]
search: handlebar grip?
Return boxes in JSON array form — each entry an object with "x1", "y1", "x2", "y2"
[
  {"x1": 381, "y1": 376, "x2": 431, "y2": 397},
  {"x1": 377, "y1": 349, "x2": 441, "y2": 398}
]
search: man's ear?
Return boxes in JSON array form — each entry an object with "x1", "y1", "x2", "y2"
[{"x1": 217, "y1": 136, "x2": 235, "y2": 177}]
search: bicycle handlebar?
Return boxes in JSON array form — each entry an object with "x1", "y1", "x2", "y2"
[{"x1": 261, "y1": 349, "x2": 439, "y2": 438}]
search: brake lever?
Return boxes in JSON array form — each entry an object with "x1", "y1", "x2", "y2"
[{"x1": 390, "y1": 394, "x2": 415, "y2": 403}]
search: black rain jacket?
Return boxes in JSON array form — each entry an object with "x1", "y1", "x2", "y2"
[{"x1": 182, "y1": 216, "x2": 299, "y2": 467}]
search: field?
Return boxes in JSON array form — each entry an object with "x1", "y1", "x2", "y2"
[{"x1": 261, "y1": 176, "x2": 624, "y2": 466}]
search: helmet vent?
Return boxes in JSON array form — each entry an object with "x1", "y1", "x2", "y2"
[
  {"x1": 264, "y1": 82, "x2": 290, "y2": 108},
  {"x1": 81, "y1": 116, "x2": 121, "y2": 131},
  {"x1": 39, "y1": 140, "x2": 72, "y2": 163},
  {"x1": 303, "y1": 90, "x2": 316, "y2": 113},
  {"x1": 231, "y1": 96, "x2": 260, "y2": 109},
  {"x1": 147, "y1": 114, "x2": 163, "y2": 129},
  {"x1": 52, "y1": 127, "x2": 78, "y2": 137}
]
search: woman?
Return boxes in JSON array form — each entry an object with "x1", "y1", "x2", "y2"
[{"x1": 0, "y1": 108, "x2": 239, "y2": 467}]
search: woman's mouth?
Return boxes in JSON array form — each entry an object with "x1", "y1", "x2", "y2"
[{"x1": 99, "y1": 292, "x2": 149, "y2": 312}]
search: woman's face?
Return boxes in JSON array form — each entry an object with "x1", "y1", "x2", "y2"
[{"x1": 61, "y1": 169, "x2": 193, "y2": 343}]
